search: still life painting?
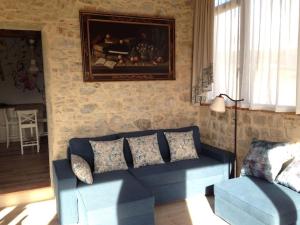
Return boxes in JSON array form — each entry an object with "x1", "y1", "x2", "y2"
[{"x1": 80, "y1": 11, "x2": 175, "y2": 81}]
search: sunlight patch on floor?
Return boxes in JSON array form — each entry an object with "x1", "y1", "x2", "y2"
[
  {"x1": 0, "y1": 199, "x2": 57, "y2": 225},
  {"x1": 185, "y1": 195, "x2": 228, "y2": 225},
  {"x1": 0, "y1": 186, "x2": 53, "y2": 208},
  {"x1": 0, "y1": 195, "x2": 228, "y2": 225},
  {"x1": 155, "y1": 195, "x2": 228, "y2": 225},
  {"x1": 0, "y1": 206, "x2": 16, "y2": 221}
]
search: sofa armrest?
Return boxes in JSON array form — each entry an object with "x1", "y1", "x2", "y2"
[
  {"x1": 201, "y1": 143, "x2": 235, "y2": 178},
  {"x1": 53, "y1": 159, "x2": 78, "y2": 225}
]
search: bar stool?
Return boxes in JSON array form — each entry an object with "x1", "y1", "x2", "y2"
[
  {"x1": 16, "y1": 110, "x2": 40, "y2": 155},
  {"x1": 2, "y1": 108, "x2": 19, "y2": 148}
]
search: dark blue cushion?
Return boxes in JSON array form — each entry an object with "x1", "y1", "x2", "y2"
[
  {"x1": 69, "y1": 134, "x2": 118, "y2": 170},
  {"x1": 129, "y1": 156, "x2": 227, "y2": 187},
  {"x1": 77, "y1": 171, "x2": 154, "y2": 225},
  {"x1": 215, "y1": 176, "x2": 300, "y2": 225},
  {"x1": 118, "y1": 126, "x2": 202, "y2": 164}
]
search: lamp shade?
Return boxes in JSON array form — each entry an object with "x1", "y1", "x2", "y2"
[{"x1": 210, "y1": 96, "x2": 226, "y2": 113}]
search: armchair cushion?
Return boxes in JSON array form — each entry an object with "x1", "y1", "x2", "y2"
[
  {"x1": 215, "y1": 176, "x2": 300, "y2": 225},
  {"x1": 276, "y1": 158, "x2": 300, "y2": 192},
  {"x1": 240, "y1": 139, "x2": 291, "y2": 182}
]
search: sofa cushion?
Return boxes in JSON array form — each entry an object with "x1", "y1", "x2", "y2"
[
  {"x1": 129, "y1": 156, "x2": 227, "y2": 187},
  {"x1": 240, "y1": 139, "x2": 292, "y2": 183},
  {"x1": 77, "y1": 171, "x2": 154, "y2": 225},
  {"x1": 127, "y1": 134, "x2": 164, "y2": 168},
  {"x1": 277, "y1": 158, "x2": 300, "y2": 192},
  {"x1": 159, "y1": 126, "x2": 202, "y2": 161},
  {"x1": 69, "y1": 134, "x2": 118, "y2": 170},
  {"x1": 215, "y1": 176, "x2": 300, "y2": 225},
  {"x1": 90, "y1": 138, "x2": 128, "y2": 173},
  {"x1": 164, "y1": 130, "x2": 198, "y2": 162},
  {"x1": 118, "y1": 130, "x2": 157, "y2": 166},
  {"x1": 118, "y1": 126, "x2": 202, "y2": 165},
  {"x1": 71, "y1": 154, "x2": 93, "y2": 184}
]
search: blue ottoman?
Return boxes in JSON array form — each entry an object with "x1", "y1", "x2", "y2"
[
  {"x1": 77, "y1": 171, "x2": 155, "y2": 225},
  {"x1": 214, "y1": 176, "x2": 300, "y2": 225}
]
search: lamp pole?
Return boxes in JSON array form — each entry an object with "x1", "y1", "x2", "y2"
[{"x1": 217, "y1": 94, "x2": 244, "y2": 177}]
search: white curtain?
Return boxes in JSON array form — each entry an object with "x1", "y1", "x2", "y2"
[
  {"x1": 211, "y1": 0, "x2": 300, "y2": 113},
  {"x1": 208, "y1": 0, "x2": 240, "y2": 104}
]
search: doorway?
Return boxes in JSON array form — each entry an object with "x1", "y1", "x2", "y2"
[{"x1": 0, "y1": 29, "x2": 50, "y2": 194}]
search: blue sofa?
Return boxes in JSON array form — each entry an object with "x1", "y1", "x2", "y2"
[
  {"x1": 215, "y1": 176, "x2": 300, "y2": 225},
  {"x1": 53, "y1": 126, "x2": 234, "y2": 225}
]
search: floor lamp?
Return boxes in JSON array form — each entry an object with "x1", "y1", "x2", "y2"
[{"x1": 209, "y1": 94, "x2": 244, "y2": 177}]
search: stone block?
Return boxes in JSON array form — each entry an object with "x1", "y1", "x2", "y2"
[
  {"x1": 134, "y1": 119, "x2": 152, "y2": 130},
  {"x1": 252, "y1": 114, "x2": 266, "y2": 126},
  {"x1": 269, "y1": 129, "x2": 285, "y2": 139},
  {"x1": 80, "y1": 104, "x2": 97, "y2": 114},
  {"x1": 286, "y1": 127, "x2": 300, "y2": 141},
  {"x1": 241, "y1": 113, "x2": 251, "y2": 124},
  {"x1": 244, "y1": 127, "x2": 259, "y2": 139}
]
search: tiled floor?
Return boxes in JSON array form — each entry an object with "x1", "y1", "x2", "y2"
[{"x1": 0, "y1": 195, "x2": 229, "y2": 225}]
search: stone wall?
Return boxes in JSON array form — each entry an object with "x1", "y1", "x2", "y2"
[
  {"x1": 199, "y1": 105, "x2": 300, "y2": 174},
  {"x1": 0, "y1": 0, "x2": 198, "y2": 161},
  {"x1": 3, "y1": 0, "x2": 296, "y2": 179}
]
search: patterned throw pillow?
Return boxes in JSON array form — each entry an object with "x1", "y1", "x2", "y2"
[
  {"x1": 240, "y1": 139, "x2": 293, "y2": 183},
  {"x1": 127, "y1": 134, "x2": 164, "y2": 168},
  {"x1": 286, "y1": 143, "x2": 300, "y2": 159},
  {"x1": 164, "y1": 131, "x2": 198, "y2": 162},
  {"x1": 276, "y1": 159, "x2": 300, "y2": 192},
  {"x1": 89, "y1": 138, "x2": 128, "y2": 173},
  {"x1": 71, "y1": 154, "x2": 93, "y2": 184}
]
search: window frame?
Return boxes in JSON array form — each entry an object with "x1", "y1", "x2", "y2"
[{"x1": 209, "y1": 0, "x2": 298, "y2": 112}]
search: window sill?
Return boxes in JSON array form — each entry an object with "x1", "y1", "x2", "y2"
[{"x1": 200, "y1": 103, "x2": 299, "y2": 115}]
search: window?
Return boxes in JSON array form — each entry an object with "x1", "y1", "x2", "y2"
[
  {"x1": 215, "y1": 0, "x2": 232, "y2": 7},
  {"x1": 211, "y1": 0, "x2": 300, "y2": 112}
]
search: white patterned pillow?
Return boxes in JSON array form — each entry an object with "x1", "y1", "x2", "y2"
[
  {"x1": 89, "y1": 138, "x2": 128, "y2": 173},
  {"x1": 164, "y1": 131, "x2": 198, "y2": 162},
  {"x1": 127, "y1": 134, "x2": 164, "y2": 168},
  {"x1": 240, "y1": 140, "x2": 294, "y2": 183},
  {"x1": 276, "y1": 159, "x2": 300, "y2": 192},
  {"x1": 71, "y1": 154, "x2": 93, "y2": 184}
]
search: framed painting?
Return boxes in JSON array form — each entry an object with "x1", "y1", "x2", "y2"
[{"x1": 79, "y1": 11, "x2": 175, "y2": 81}]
